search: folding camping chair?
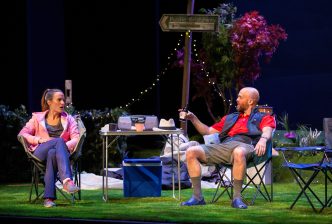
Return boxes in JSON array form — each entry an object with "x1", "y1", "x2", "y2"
[
  {"x1": 275, "y1": 146, "x2": 332, "y2": 213},
  {"x1": 211, "y1": 139, "x2": 273, "y2": 205},
  {"x1": 211, "y1": 106, "x2": 274, "y2": 205},
  {"x1": 18, "y1": 115, "x2": 86, "y2": 203}
]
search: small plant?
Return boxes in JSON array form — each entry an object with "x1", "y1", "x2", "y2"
[
  {"x1": 297, "y1": 125, "x2": 322, "y2": 147},
  {"x1": 278, "y1": 113, "x2": 296, "y2": 143}
]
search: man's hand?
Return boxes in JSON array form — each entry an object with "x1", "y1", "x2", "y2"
[
  {"x1": 178, "y1": 109, "x2": 196, "y2": 122},
  {"x1": 254, "y1": 138, "x2": 267, "y2": 156}
]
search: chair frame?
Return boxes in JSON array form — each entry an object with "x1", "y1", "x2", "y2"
[
  {"x1": 211, "y1": 155, "x2": 273, "y2": 205},
  {"x1": 276, "y1": 146, "x2": 331, "y2": 213},
  {"x1": 69, "y1": 115, "x2": 87, "y2": 200}
]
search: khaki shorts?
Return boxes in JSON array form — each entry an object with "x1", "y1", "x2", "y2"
[{"x1": 201, "y1": 141, "x2": 255, "y2": 166}]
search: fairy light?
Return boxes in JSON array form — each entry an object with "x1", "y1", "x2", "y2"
[
  {"x1": 118, "y1": 34, "x2": 237, "y2": 110},
  {"x1": 119, "y1": 34, "x2": 185, "y2": 109},
  {"x1": 191, "y1": 39, "x2": 235, "y2": 109}
]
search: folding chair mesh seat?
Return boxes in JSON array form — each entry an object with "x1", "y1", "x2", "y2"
[
  {"x1": 17, "y1": 115, "x2": 86, "y2": 204},
  {"x1": 211, "y1": 139, "x2": 273, "y2": 205},
  {"x1": 276, "y1": 146, "x2": 331, "y2": 213}
]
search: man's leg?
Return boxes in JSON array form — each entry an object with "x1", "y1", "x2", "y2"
[
  {"x1": 231, "y1": 146, "x2": 248, "y2": 209},
  {"x1": 181, "y1": 145, "x2": 207, "y2": 206}
]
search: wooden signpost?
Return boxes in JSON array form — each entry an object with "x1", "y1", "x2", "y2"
[
  {"x1": 159, "y1": 1, "x2": 219, "y2": 135},
  {"x1": 159, "y1": 14, "x2": 219, "y2": 32}
]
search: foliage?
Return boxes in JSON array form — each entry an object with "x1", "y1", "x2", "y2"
[
  {"x1": 277, "y1": 113, "x2": 296, "y2": 143},
  {"x1": 275, "y1": 113, "x2": 324, "y2": 147},
  {"x1": 230, "y1": 11, "x2": 288, "y2": 86},
  {"x1": 297, "y1": 125, "x2": 322, "y2": 147},
  {"x1": 0, "y1": 105, "x2": 31, "y2": 183},
  {"x1": 175, "y1": 3, "x2": 288, "y2": 121},
  {"x1": 71, "y1": 107, "x2": 129, "y2": 173}
]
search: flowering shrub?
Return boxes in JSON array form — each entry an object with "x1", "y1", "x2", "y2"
[
  {"x1": 174, "y1": 3, "x2": 288, "y2": 120},
  {"x1": 230, "y1": 11, "x2": 288, "y2": 85}
]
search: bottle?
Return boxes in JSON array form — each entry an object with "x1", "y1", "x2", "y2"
[{"x1": 179, "y1": 104, "x2": 189, "y2": 122}]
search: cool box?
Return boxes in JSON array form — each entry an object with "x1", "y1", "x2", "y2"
[{"x1": 123, "y1": 158, "x2": 162, "y2": 197}]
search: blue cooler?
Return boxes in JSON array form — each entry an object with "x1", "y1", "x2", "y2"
[{"x1": 123, "y1": 158, "x2": 162, "y2": 197}]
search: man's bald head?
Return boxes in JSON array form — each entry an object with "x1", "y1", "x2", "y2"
[{"x1": 240, "y1": 87, "x2": 260, "y2": 105}]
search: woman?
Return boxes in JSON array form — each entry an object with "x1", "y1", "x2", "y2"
[{"x1": 18, "y1": 88, "x2": 80, "y2": 208}]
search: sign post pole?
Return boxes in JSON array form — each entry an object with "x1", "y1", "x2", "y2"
[{"x1": 159, "y1": 2, "x2": 219, "y2": 136}]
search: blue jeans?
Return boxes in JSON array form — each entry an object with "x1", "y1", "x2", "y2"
[{"x1": 33, "y1": 138, "x2": 72, "y2": 199}]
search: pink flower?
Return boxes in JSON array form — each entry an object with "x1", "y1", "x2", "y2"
[
  {"x1": 230, "y1": 11, "x2": 287, "y2": 82},
  {"x1": 284, "y1": 131, "x2": 296, "y2": 139}
]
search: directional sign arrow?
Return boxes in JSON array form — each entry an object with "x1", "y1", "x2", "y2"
[{"x1": 159, "y1": 14, "x2": 219, "y2": 32}]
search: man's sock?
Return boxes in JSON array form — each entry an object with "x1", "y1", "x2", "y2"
[
  {"x1": 191, "y1": 176, "x2": 203, "y2": 200},
  {"x1": 233, "y1": 179, "x2": 243, "y2": 199}
]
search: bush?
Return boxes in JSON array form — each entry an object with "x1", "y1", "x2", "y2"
[{"x1": 0, "y1": 105, "x2": 30, "y2": 183}]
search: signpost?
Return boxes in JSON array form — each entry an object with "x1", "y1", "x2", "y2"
[
  {"x1": 159, "y1": 14, "x2": 219, "y2": 32},
  {"x1": 159, "y1": 0, "x2": 219, "y2": 135}
]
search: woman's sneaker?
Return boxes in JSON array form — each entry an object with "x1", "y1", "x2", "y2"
[
  {"x1": 63, "y1": 180, "x2": 80, "y2": 194},
  {"x1": 44, "y1": 199, "x2": 56, "y2": 208}
]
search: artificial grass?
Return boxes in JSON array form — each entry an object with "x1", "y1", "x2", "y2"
[{"x1": 0, "y1": 183, "x2": 331, "y2": 223}]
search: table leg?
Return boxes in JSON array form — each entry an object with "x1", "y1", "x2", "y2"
[
  {"x1": 105, "y1": 136, "x2": 109, "y2": 201},
  {"x1": 177, "y1": 134, "x2": 181, "y2": 200},
  {"x1": 102, "y1": 136, "x2": 106, "y2": 201},
  {"x1": 102, "y1": 135, "x2": 120, "y2": 202},
  {"x1": 170, "y1": 135, "x2": 175, "y2": 199},
  {"x1": 169, "y1": 134, "x2": 181, "y2": 200}
]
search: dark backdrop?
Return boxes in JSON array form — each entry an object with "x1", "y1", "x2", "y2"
[{"x1": 1, "y1": 0, "x2": 331, "y2": 131}]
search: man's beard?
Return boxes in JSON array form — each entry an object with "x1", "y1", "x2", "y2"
[{"x1": 236, "y1": 104, "x2": 246, "y2": 113}]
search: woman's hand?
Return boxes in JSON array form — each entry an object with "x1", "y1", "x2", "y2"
[{"x1": 38, "y1": 137, "x2": 52, "y2": 144}]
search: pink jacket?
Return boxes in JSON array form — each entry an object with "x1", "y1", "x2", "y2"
[{"x1": 18, "y1": 111, "x2": 79, "y2": 153}]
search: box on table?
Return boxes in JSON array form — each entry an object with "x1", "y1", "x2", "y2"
[{"x1": 123, "y1": 158, "x2": 162, "y2": 197}]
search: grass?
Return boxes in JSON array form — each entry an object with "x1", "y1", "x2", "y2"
[{"x1": 0, "y1": 182, "x2": 331, "y2": 223}]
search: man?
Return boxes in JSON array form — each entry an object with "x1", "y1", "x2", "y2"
[{"x1": 181, "y1": 87, "x2": 275, "y2": 209}]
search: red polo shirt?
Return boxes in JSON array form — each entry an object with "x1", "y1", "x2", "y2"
[{"x1": 211, "y1": 113, "x2": 276, "y2": 137}]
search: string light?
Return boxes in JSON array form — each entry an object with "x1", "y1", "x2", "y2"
[
  {"x1": 190, "y1": 39, "x2": 235, "y2": 109},
  {"x1": 118, "y1": 34, "x2": 236, "y2": 110},
  {"x1": 119, "y1": 34, "x2": 185, "y2": 109}
]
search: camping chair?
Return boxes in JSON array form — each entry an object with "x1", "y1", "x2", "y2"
[
  {"x1": 275, "y1": 146, "x2": 331, "y2": 213},
  {"x1": 17, "y1": 115, "x2": 86, "y2": 204},
  {"x1": 211, "y1": 106, "x2": 275, "y2": 206},
  {"x1": 211, "y1": 138, "x2": 273, "y2": 205}
]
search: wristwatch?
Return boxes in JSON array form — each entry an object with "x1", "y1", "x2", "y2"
[{"x1": 261, "y1": 136, "x2": 269, "y2": 140}]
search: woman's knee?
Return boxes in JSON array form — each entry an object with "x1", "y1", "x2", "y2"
[
  {"x1": 47, "y1": 148, "x2": 56, "y2": 159},
  {"x1": 54, "y1": 138, "x2": 69, "y2": 153}
]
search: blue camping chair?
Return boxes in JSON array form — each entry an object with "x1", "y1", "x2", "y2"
[{"x1": 276, "y1": 146, "x2": 332, "y2": 213}]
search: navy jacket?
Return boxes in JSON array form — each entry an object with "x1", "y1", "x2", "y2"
[{"x1": 218, "y1": 107, "x2": 274, "y2": 163}]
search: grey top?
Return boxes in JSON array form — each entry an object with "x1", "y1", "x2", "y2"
[{"x1": 46, "y1": 121, "x2": 64, "y2": 138}]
